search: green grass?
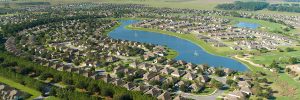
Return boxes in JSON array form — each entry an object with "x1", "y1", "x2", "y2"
[
  {"x1": 44, "y1": 96, "x2": 61, "y2": 100},
  {"x1": 196, "y1": 88, "x2": 217, "y2": 95},
  {"x1": 0, "y1": 76, "x2": 41, "y2": 100},
  {"x1": 250, "y1": 47, "x2": 300, "y2": 65},
  {"x1": 166, "y1": 48, "x2": 178, "y2": 59}
]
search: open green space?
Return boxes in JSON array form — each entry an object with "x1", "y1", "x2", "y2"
[
  {"x1": 166, "y1": 48, "x2": 178, "y2": 59},
  {"x1": 196, "y1": 88, "x2": 217, "y2": 95},
  {"x1": 250, "y1": 46, "x2": 300, "y2": 65},
  {"x1": 0, "y1": 76, "x2": 41, "y2": 100}
]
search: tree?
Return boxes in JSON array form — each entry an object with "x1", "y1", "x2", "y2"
[
  {"x1": 210, "y1": 79, "x2": 223, "y2": 89},
  {"x1": 285, "y1": 47, "x2": 295, "y2": 52},
  {"x1": 113, "y1": 93, "x2": 133, "y2": 100},
  {"x1": 116, "y1": 72, "x2": 125, "y2": 78},
  {"x1": 49, "y1": 87, "x2": 57, "y2": 96},
  {"x1": 214, "y1": 68, "x2": 225, "y2": 77},
  {"x1": 75, "y1": 81, "x2": 87, "y2": 89},
  {"x1": 162, "y1": 83, "x2": 173, "y2": 90},
  {"x1": 226, "y1": 79, "x2": 236, "y2": 86},
  {"x1": 269, "y1": 60, "x2": 279, "y2": 69},
  {"x1": 288, "y1": 57, "x2": 298, "y2": 64},
  {"x1": 101, "y1": 88, "x2": 114, "y2": 98},
  {"x1": 87, "y1": 83, "x2": 100, "y2": 93},
  {"x1": 149, "y1": 80, "x2": 161, "y2": 86},
  {"x1": 179, "y1": 85, "x2": 187, "y2": 92}
]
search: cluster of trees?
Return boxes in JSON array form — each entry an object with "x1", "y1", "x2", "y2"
[
  {"x1": 268, "y1": 4, "x2": 300, "y2": 13},
  {"x1": 16, "y1": 2, "x2": 50, "y2": 6},
  {"x1": 0, "y1": 52, "x2": 155, "y2": 100},
  {"x1": 215, "y1": 1, "x2": 269, "y2": 11}
]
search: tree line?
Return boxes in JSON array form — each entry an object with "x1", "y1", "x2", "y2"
[
  {"x1": 216, "y1": 1, "x2": 300, "y2": 13},
  {"x1": 268, "y1": 4, "x2": 300, "y2": 13},
  {"x1": 215, "y1": 1, "x2": 269, "y2": 11}
]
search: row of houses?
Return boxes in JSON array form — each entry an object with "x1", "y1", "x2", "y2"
[{"x1": 0, "y1": 83, "x2": 28, "y2": 100}]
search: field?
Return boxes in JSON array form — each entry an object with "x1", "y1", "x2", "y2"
[
  {"x1": 0, "y1": 76, "x2": 41, "y2": 100},
  {"x1": 2, "y1": 0, "x2": 300, "y2": 16},
  {"x1": 250, "y1": 46, "x2": 300, "y2": 65}
]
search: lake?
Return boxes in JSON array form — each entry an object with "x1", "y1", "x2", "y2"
[
  {"x1": 108, "y1": 20, "x2": 248, "y2": 71},
  {"x1": 235, "y1": 22, "x2": 260, "y2": 29}
]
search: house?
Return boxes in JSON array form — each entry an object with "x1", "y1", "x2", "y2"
[
  {"x1": 138, "y1": 63, "x2": 152, "y2": 70},
  {"x1": 150, "y1": 75, "x2": 165, "y2": 82},
  {"x1": 160, "y1": 67, "x2": 173, "y2": 75},
  {"x1": 145, "y1": 88, "x2": 162, "y2": 97},
  {"x1": 185, "y1": 63, "x2": 196, "y2": 69},
  {"x1": 171, "y1": 69, "x2": 185, "y2": 77},
  {"x1": 113, "y1": 66, "x2": 124, "y2": 74},
  {"x1": 149, "y1": 66, "x2": 162, "y2": 72},
  {"x1": 224, "y1": 68, "x2": 234, "y2": 75},
  {"x1": 224, "y1": 90, "x2": 246, "y2": 100},
  {"x1": 143, "y1": 72, "x2": 157, "y2": 81},
  {"x1": 102, "y1": 74, "x2": 112, "y2": 83},
  {"x1": 113, "y1": 79, "x2": 124, "y2": 86},
  {"x1": 129, "y1": 61, "x2": 139, "y2": 68},
  {"x1": 240, "y1": 87, "x2": 252, "y2": 95},
  {"x1": 157, "y1": 91, "x2": 172, "y2": 100},
  {"x1": 196, "y1": 75, "x2": 210, "y2": 83},
  {"x1": 132, "y1": 85, "x2": 150, "y2": 93},
  {"x1": 123, "y1": 82, "x2": 136, "y2": 90},
  {"x1": 286, "y1": 64, "x2": 300, "y2": 74},
  {"x1": 173, "y1": 94, "x2": 187, "y2": 100},
  {"x1": 231, "y1": 46, "x2": 243, "y2": 50},
  {"x1": 164, "y1": 77, "x2": 178, "y2": 83},
  {"x1": 182, "y1": 72, "x2": 196, "y2": 80},
  {"x1": 238, "y1": 81, "x2": 251, "y2": 88},
  {"x1": 190, "y1": 83, "x2": 204, "y2": 92}
]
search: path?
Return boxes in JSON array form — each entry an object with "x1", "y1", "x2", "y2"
[{"x1": 234, "y1": 55, "x2": 263, "y2": 67}]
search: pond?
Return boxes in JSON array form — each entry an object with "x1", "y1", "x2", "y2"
[
  {"x1": 235, "y1": 22, "x2": 260, "y2": 29},
  {"x1": 108, "y1": 20, "x2": 248, "y2": 71}
]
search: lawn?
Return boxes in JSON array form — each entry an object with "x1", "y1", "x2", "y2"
[
  {"x1": 0, "y1": 76, "x2": 41, "y2": 100},
  {"x1": 196, "y1": 88, "x2": 217, "y2": 95},
  {"x1": 250, "y1": 47, "x2": 300, "y2": 65},
  {"x1": 166, "y1": 48, "x2": 178, "y2": 59}
]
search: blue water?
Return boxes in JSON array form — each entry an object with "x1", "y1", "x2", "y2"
[
  {"x1": 236, "y1": 22, "x2": 260, "y2": 29},
  {"x1": 108, "y1": 20, "x2": 248, "y2": 71}
]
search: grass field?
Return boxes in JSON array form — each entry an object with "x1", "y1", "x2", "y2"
[
  {"x1": 250, "y1": 46, "x2": 300, "y2": 65},
  {"x1": 0, "y1": 76, "x2": 41, "y2": 100},
  {"x1": 166, "y1": 48, "x2": 178, "y2": 59}
]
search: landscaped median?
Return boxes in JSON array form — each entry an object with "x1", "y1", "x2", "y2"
[{"x1": 0, "y1": 76, "x2": 41, "y2": 100}]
